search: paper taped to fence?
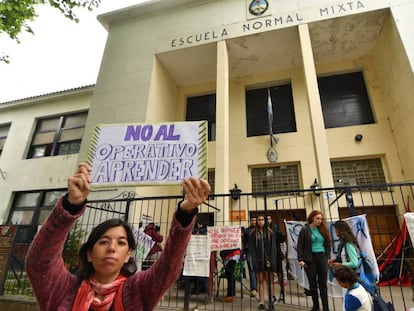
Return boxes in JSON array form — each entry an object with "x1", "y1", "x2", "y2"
[
  {"x1": 183, "y1": 235, "x2": 210, "y2": 277},
  {"x1": 208, "y1": 226, "x2": 241, "y2": 251},
  {"x1": 87, "y1": 121, "x2": 208, "y2": 187},
  {"x1": 132, "y1": 229, "x2": 154, "y2": 271}
]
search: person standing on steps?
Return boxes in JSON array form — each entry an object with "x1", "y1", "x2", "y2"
[
  {"x1": 297, "y1": 210, "x2": 332, "y2": 311},
  {"x1": 267, "y1": 215, "x2": 286, "y2": 302},
  {"x1": 248, "y1": 215, "x2": 279, "y2": 310},
  {"x1": 243, "y1": 216, "x2": 258, "y2": 297}
]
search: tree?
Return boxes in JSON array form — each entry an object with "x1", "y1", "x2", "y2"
[
  {"x1": 63, "y1": 219, "x2": 86, "y2": 272},
  {"x1": 0, "y1": 0, "x2": 101, "y2": 63}
]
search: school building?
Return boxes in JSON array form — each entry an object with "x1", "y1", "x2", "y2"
[{"x1": 1, "y1": 0, "x2": 414, "y2": 242}]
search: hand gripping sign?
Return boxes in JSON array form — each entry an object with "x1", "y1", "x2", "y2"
[{"x1": 87, "y1": 121, "x2": 208, "y2": 187}]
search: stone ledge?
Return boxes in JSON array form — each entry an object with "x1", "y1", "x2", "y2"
[{"x1": 0, "y1": 295, "x2": 39, "y2": 311}]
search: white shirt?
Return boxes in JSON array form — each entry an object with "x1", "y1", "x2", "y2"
[{"x1": 344, "y1": 283, "x2": 373, "y2": 311}]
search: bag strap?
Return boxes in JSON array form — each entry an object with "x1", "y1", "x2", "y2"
[{"x1": 343, "y1": 242, "x2": 362, "y2": 267}]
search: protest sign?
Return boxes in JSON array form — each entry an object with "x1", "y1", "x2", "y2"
[
  {"x1": 87, "y1": 121, "x2": 208, "y2": 187},
  {"x1": 207, "y1": 226, "x2": 241, "y2": 251},
  {"x1": 183, "y1": 235, "x2": 210, "y2": 277},
  {"x1": 132, "y1": 228, "x2": 155, "y2": 271}
]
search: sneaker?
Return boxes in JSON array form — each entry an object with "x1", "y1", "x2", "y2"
[
  {"x1": 258, "y1": 303, "x2": 266, "y2": 310},
  {"x1": 250, "y1": 289, "x2": 258, "y2": 297},
  {"x1": 278, "y1": 292, "x2": 284, "y2": 302},
  {"x1": 271, "y1": 296, "x2": 278, "y2": 305}
]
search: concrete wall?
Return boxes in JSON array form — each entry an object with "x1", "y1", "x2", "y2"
[{"x1": 0, "y1": 88, "x2": 92, "y2": 223}]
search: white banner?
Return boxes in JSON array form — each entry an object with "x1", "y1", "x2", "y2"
[
  {"x1": 285, "y1": 214, "x2": 379, "y2": 297},
  {"x1": 404, "y1": 212, "x2": 414, "y2": 246}
]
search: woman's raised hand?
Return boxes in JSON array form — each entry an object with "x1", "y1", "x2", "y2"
[
  {"x1": 180, "y1": 177, "x2": 211, "y2": 213},
  {"x1": 67, "y1": 163, "x2": 92, "y2": 205}
]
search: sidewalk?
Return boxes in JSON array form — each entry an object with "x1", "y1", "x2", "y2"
[
  {"x1": 157, "y1": 299, "x2": 307, "y2": 311},
  {"x1": 156, "y1": 280, "x2": 413, "y2": 311}
]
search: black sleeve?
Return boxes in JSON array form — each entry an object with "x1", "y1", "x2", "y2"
[
  {"x1": 176, "y1": 200, "x2": 198, "y2": 227},
  {"x1": 276, "y1": 227, "x2": 286, "y2": 243},
  {"x1": 62, "y1": 193, "x2": 86, "y2": 215},
  {"x1": 297, "y1": 228, "x2": 305, "y2": 262}
]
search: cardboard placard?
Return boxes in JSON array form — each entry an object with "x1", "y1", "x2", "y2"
[{"x1": 87, "y1": 121, "x2": 208, "y2": 187}]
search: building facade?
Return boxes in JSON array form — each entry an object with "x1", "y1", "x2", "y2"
[{"x1": 1, "y1": 0, "x2": 414, "y2": 226}]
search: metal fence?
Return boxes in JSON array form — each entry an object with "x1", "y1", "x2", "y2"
[{"x1": 1, "y1": 183, "x2": 414, "y2": 310}]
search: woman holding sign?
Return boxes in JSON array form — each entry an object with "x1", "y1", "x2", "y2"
[{"x1": 26, "y1": 163, "x2": 210, "y2": 311}]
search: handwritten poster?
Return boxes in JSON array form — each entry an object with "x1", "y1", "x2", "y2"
[
  {"x1": 207, "y1": 226, "x2": 241, "y2": 251},
  {"x1": 183, "y1": 235, "x2": 210, "y2": 277},
  {"x1": 87, "y1": 121, "x2": 208, "y2": 187},
  {"x1": 132, "y1": 228, "x2": 155, "y2": 271}
]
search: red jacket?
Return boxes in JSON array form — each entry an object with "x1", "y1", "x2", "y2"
[{"x1": 26, "y1": 197, "x2": 195, "y2": 311}]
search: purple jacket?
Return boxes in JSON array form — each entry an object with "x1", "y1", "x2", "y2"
[{"x1": 26, "y1": 197, "x2": 195, "y2": 311}]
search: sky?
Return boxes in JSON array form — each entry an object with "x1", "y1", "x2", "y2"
[{"x1": 0, "y1": 0, "x2": 148, "y2": 103}]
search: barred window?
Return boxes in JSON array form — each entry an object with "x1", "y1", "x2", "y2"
[
  {"x1": 251, "y1": 165, "x2": 300, "y2": 196},
  {"x1": 331, "y1": 158, "x2": 386, "y2": 187},
  {"x1": 27, "y1": 111, "x2": 88, "y2": 158},
  {"x1": 8, "y1": 190, "x2": 66, "y2": 225},
  {"x1": 0, "y1": 123, "x2": 11, "y2": 157}
]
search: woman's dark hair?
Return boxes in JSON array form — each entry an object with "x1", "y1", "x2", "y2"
[
  {"x1": 77, "y1": 218, "x2": 137, "y2": 280},
  {"x1": 307, "y1": 210, "x2": 332, "y2": 247},
  {"x1": 252, "y1": 214, "x2": 274, "y2": 237},
  {"x1": 334, "y1": 220, "x2": 360, "y2": 249},
  {"x1": 333, "y1": 265, "x2": 358, "y2": 284}
]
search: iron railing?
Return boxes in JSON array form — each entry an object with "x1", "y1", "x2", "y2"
[{"x1": 1, "y1": 183, "x2": 413, "y2": 311}]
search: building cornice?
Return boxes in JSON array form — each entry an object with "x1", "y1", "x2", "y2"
[
  {"x1": 97, "y1": 0, "x2": 214, "y2": 30},
  {"x1": 0, "y1": 85, "x2": 94, "y2": 110}
]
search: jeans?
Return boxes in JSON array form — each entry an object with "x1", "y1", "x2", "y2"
[{"x1": 247, "y1": 254, "x2": 257, "y2": 290}]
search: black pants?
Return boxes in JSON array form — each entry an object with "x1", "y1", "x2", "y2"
[
  {"x1": 225, "y1": 259, "x2": 236, "y2": 296},
  {"x1": 304, "y1": 252, "x2": 329, "y2": 310}
]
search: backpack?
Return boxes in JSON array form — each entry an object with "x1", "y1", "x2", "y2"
[
  {"x1": 371, "y1": 294, "x2": 395, "y2": 311},
  {"x1": 354, "y1": 252, "x2": 394, "y2": 311},
  {"x1": 342, "y1": 242, "x2": 378, "y2": 295},
  {"x1": 359, "y1": 281, "x2": 395, "y2": 311}
]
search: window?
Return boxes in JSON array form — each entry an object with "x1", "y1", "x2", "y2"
[
  {"x1": 0, "y1": 123, "x2": 11, "y2": 157},
  {"x1": 251, "y1": 165, "x2": 300, "y2": 196},
  {"x1": 8, "y1": 190, "x2": 66, "y2": 225},
  {"x1": 186, "y1": 94, "x2": 216, "y2": 141},
  {"x1": 27, "y1": 111, "x2": 88, "y2": 158},
  {"x1": 318, "y1": 72, "x2": 374, "y2": 128},
  {"x1": 331, "y1": 158, "x2": 386, "y2": 187},
  {"x1": 246, "y1": 83, "x2": 296, "y2": 137}
]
